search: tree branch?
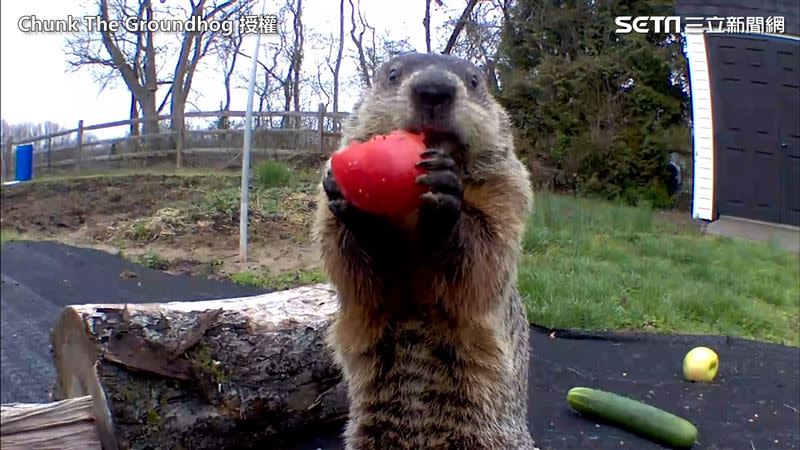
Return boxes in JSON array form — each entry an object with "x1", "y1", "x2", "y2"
[{"x1": 442, "y1": 0, "x2": 480, "y2": 54}]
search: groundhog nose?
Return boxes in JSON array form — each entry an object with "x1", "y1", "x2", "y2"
[{"x1": 411, "y1": 76, "x2": 456, "y2": 108}]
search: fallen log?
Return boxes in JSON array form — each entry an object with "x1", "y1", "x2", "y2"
[
  {"x1": 0, "y1": 395, "x2": 101, "y2": 450},
  {"x1": 49, "y1": 283, "x2": 347, "y2": 450}
]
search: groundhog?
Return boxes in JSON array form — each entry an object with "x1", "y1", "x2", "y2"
[{"x1": 313, "y1": 52, "x2": 536, "y2": 450}]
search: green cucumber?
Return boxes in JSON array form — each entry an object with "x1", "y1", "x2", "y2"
[{"x1": 567, "y1": 387, "x2": 698, "y2": 448}]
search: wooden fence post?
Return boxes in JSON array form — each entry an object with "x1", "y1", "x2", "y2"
[
  {"x1": 47, "y1": 134, "x2": 52, "y2": 171},
  {"x1": 317, "y1": 103, "x2": 326, "y2": 154},
  {"x1": 2, "y1": 137, "x2": 12, "y2": 181},
  {"x1": 75, "y1": 120, "x2": 84, "y2": 173},
  {"x1": 45, "y1": 122, "x2": 52, "y2": 171}
]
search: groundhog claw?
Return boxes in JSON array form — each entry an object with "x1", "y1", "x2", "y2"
[
  {"x1": 418, "y1": 149, "x2": 453, "y2": 163},
  {"x1": 416, "y1": 149, "x2": 463, "y2": 241},
  {"x1": 416, "y1": 171, "x2": 462, "y2": 196},
  {"x1": 327, "y1": 198, "x2": 350, "y2": 218},
  {"x1": 416, "y1": 150, "x2": 463, "y2": 196},
  {"x1": 323, "y1": 169, "x2": 358, "y2": 223}
]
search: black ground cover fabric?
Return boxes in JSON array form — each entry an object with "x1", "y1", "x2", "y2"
[{"x1": 2, "y1": 241, "x2": 797, "y2": 449}]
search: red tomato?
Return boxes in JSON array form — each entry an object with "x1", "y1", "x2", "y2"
[{"x1": 330, "y1": 130, "x2": 428, "y2": 217}]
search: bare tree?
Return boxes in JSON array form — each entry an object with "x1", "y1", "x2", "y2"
[
  {"x1": 308, "y1": 0, "x2": 346, "y2": 117},
  {"x1": 442, "y1": 0, "x2": 480, "y2": 55},
  {"x1": 348, "y1": 0, "x2": 373, "y2": 89},
  {"x1": 215, "y1": 26, "x2": 243, "y2": 131},
  {"x1": 216, "y1": 3, "x2": 254, "y2": 120},
  {"x1": 290, "y1": 0, "x2": 304, "y2": 124},
  {"x1": 240, "y1": 43, "x2": 283, "y2": 128},
  {"x1": 66, "y1": 0, "x2": 250, "y2": 159},
  {"x1": 348, "y1": 0, "x2": 413, "y2": 90},
  {"x1": 169, "y1": 0, "x2": 251, "y2": 167},
  {"x1": 237, "y1": 1, "x2": 302, "y2": 129},
  {"x1": 66, "y1": 0, "x2": 162, "y2": 140},
  {"x1": 333, "y1": 0, "x2": 346, "y2": 112},
  {"x1": 281, "y1": 0, "x2": 305, "y2": 128},
  {"x1": 1, "y1": 120, "x2": 76, "y2": 147},
  {"x1": 306, "y1": 32, "x2": 334, "y2": 110},
  {"x1": 240, "y1": 37, "x2": 287, "y2": 128},
  {"x1": 440, "y1": 0, "x2": 511, "y2": 93}
]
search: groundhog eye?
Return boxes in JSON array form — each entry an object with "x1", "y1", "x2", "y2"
[
  {"x1": 469, "y1": 74, "x2": 479, "y2": 88},
  {"x1": 388, "y1": 68, "x2": 399, "y2": 83}
]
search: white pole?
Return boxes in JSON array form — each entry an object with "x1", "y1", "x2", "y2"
[{"x1": 240, "y1": 0, "x2": 267, "y2": 263}]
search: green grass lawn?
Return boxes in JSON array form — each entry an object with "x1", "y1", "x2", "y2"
[
  {"x1": 230, "y1": 269, "x2": 326, "y2": 292},
  {"x1": 519, "y1": 192, "x2": 800, "y2": 346},
  {"x1": 0, "y1": 229, "x2": 20, "y2": 245}
]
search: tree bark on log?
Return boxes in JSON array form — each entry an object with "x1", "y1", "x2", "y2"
[
  {"x1": 1, "y1": 395, "x2": 101, "y2": 450},
  {"x1": 49, "y1": 284, "x2": 347, "y2": 450}
]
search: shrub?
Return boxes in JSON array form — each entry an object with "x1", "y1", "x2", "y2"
[
  {"x1": 254, "y1": 160, "x2": 294, "y2": 189},
  {"x1": 498, "y1": 0, "x2": 691, "y2": 203}
]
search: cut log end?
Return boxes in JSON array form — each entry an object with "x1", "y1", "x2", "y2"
[
  {"x1": 48, "y1": 283, "x2": 346, "y2": 450},
  {"x1": 0, "y1": 395, "x2": 101, "y2": 450},
  {"x1": 50, "y1": 307, "x2": 118, "y2": 450}
]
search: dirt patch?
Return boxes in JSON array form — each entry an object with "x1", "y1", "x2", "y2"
[
  {"x1": 1, "y1": 175, "x2": 229, "y2": 233},
  {"x1": 0, "y1": 174, "x2": 322, "y2": 280}
]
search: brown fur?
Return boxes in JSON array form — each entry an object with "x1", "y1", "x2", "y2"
[{"x1": 313, "y1": 52, "x2": 536, "y2": 450}]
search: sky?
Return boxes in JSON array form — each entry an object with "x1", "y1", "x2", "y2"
[{"x1": 0, "y1": 0, "x2": 458, "y2": 139}]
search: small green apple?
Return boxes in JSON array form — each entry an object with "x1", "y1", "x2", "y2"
[{"x1": 683, "y1": 346, "x2": 719, "y2": 382}]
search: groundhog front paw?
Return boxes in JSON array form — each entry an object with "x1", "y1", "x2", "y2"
[
  {"x1": 323, "y1": 169, "x2": 394, "y2": 242},
  {"x1": 416, "y1": 149, "x2": 463, "y2": 242},
  {"x1": 323, "y1": 169, "x2": 359, "y2": 222}
]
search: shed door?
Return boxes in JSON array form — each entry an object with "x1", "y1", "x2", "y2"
[{"x1": 706, "y1": 33, "x2": 800, "y2": 227}]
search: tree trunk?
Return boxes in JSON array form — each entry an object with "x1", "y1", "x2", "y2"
[
  {"x1": 139, "y1": 94, "x2": 159, "y2": 151},
  {"x1": 485, "y1": 57, "x2": 500, "y2": 94},
  {"x1": 49, "y1": 284, "x2": 347, "y2": 450},
  {"x1": 129, "y1": 94, "x2": 139, "y2": 138},
  {"x1": 424, "y1": 0, "x2": 432, "y2": 53},
  {"x1": 172, "y1": 101, "x2": 185, "y2": 169},
  {"x1": 333, "y1": 0, "x2": 345, "y2": 114},
  {"x1": 223, "y1": 44, "x2": 239, "y2": 112},
  {"x1": 142, "y1": 0, "x2": 159, "y2": 142},
  {"x1": 348, "y1": 0, "x2": 372, "y2": 89},
  {"x1": 291, "y1": 0, "x2": 304, "y2": 129},
  {"x1": 282, "y1": 81, "x2": 292, "y2": 129},
  {"x1": 96, "y1": 0, "x2": 158, "y2": 148},
  {"x1": 1, "y1": 396, "x2": 102, "y2": 450}
]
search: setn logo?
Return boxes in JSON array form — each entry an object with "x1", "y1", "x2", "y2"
[{"x1": 615, "y1": 16, "x2": 682, "y2": 34}]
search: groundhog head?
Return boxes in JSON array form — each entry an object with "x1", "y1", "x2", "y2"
[{"x1": 343, "y1": 52, "x2": 515, "y2": 176}]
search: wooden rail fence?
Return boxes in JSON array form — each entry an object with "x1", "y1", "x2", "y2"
[{"x1": 0, "y1": 104, "x2": 351, "y2": 180}]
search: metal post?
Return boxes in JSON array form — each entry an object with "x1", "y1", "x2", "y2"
[{"x1": 239, "y1": 0, "x2": 267, "y2": 263}]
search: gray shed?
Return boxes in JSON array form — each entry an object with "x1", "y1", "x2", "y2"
[{"x1": 676, "y1": 0, "x2": 800, "y2": 227}]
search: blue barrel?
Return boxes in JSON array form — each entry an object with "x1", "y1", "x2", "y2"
[{"x1": 15, "y1": 144, "x2": 33, "y2": 181}]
